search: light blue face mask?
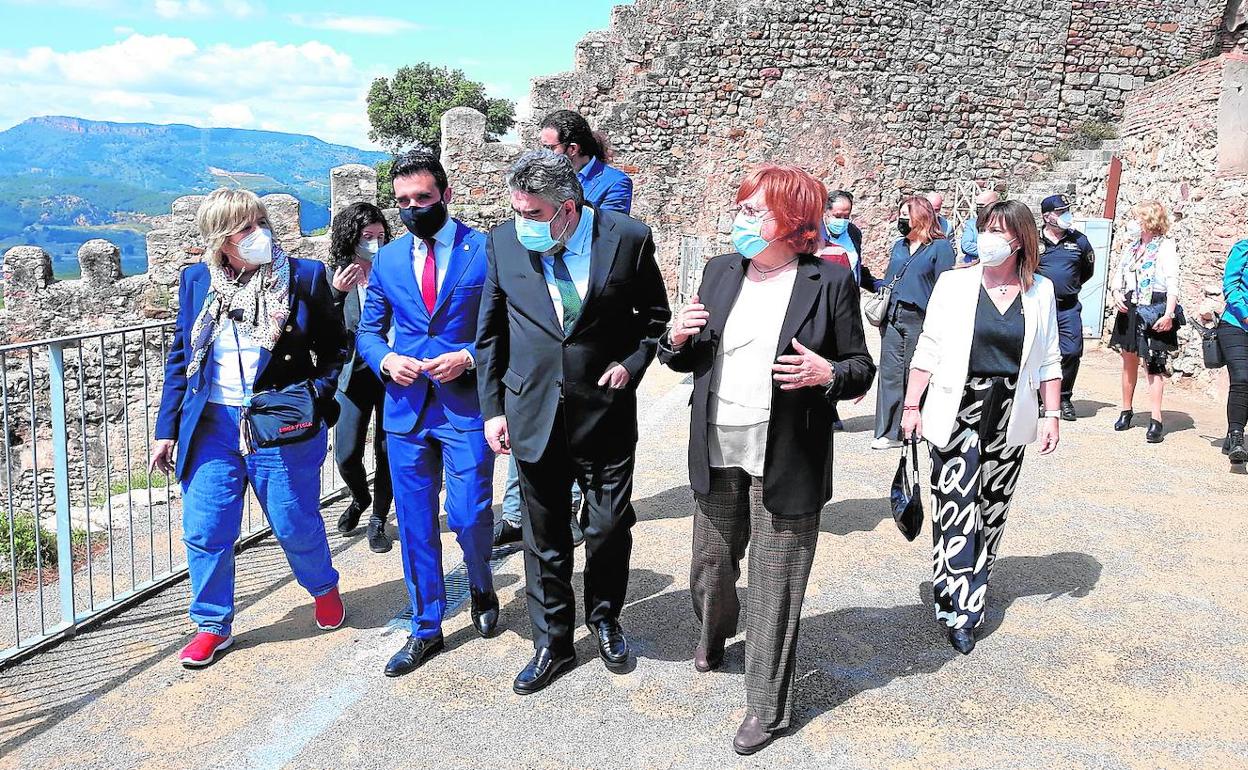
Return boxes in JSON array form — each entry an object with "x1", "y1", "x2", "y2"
[
  {"x1": 1056, "y1": 211, "x2": 1074, "y2": 230},
  {"x1": 732, "y1": 212, "x2": 770, "y2": 259},
  {"x1": 514, "y1": 204, "x2": 572, "y2": 253},
  {"x1": 825, "y1": 217, "x2": 849, "y2": 238}
]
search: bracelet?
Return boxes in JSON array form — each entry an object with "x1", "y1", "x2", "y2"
[{"x1": 902, "y1": 404, "x2": 921, "y2": 411}]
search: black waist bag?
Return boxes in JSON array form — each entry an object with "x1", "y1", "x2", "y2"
[{"x1": 241, "y1": 380, "x2": 319, "y2": 451}]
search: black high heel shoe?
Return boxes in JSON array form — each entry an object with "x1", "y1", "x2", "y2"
[
  {"x1": 1146, "y1": 419, "x2": 1164, "y2": 444},
  {"x1": 1113, "y1": 410, "x2": 1133, "y2": 431},
  {"x1": 947, "y1": 627, "x2": 975, "y2": 655}
]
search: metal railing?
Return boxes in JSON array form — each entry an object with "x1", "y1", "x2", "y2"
[{"x1": 0, "y1": 321, "x2": 359, "y2": 668}]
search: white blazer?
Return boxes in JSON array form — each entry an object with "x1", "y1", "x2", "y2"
[{"x1": 910, "y1": 264, "x2": 1062, "y2": 450}]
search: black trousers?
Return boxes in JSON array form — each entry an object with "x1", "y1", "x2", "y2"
[
  {"x1": 875, "y1": 303, "x2": 925, "y2": 440},
  {"x1": 1220, "y1": 320, "x2": 1248, "y2": 432},
  {"x1": 334, "y1": 368, "x2": 392, "y2": 522},
  {"x1": 515, "y1": 408, "x2": 637, "y2": 654}
]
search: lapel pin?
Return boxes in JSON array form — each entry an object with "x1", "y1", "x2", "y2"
[{"x1": 463, "y1": 244, "x2": 470, "y2": 251}]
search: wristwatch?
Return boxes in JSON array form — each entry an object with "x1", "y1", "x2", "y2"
[{"x1": 1043, "y1": 410, "x2": 1061, "y2": 419}]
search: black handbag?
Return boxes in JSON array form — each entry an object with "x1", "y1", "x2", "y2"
[
  {"x1": 234, "y1": 327, "x2": 320, "y2": 452},
  {"x1": 1200, "y1": 317, "x2": 1226, "y2": 369},
  {"x1": 889, "y1": 438, "x2": 924, "y2": 542}
]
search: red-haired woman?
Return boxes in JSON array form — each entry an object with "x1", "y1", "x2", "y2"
[
  {"x1": 872, "y1": 196, "x2": 957, "y2": 449},
  {"x1": 659, "y1": 165, "x2": 876, "y2": 755}
]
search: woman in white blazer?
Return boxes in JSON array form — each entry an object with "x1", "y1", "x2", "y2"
[{"x1": 899, "y1": 200, "x2": 1062, "y2": 655}]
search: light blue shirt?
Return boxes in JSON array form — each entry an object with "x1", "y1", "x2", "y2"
[
  {"x1": 960, "y1": 220, "x2": 980, "y2": 258},
  {"x1": 542, "y1": 206, "x2": 595, "y2": 328}
]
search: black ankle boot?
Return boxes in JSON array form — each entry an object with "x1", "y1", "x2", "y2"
[
  {"x1": 1146, "y1": 419, "x2": 1164, "y2": 444},
  {"x1": 1228, "y1": 430, "x2": 1247, "y2": 464},
  {"x1": 1114, "y1": 410, "x2": 1133, "y2": 431}
]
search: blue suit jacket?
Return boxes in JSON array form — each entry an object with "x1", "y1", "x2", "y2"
[
  {"x1": 580, "y1": 160, "x2": 634, "y2": 214},
  {"x1": 356, "y1": 220, "x2": 488, "y2": 435},
  {"x1": 155, "y1": 258, "x2": 349, "y2": 478}
]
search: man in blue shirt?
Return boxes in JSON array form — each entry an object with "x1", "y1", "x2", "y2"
[
  {"x1": 958, "y1": 189, "x2": 1000, "y2": 262},
  {"x1": 1036, "y1": 194, "x2": 1096, "y2": 422},
  {"x1": 538, "y1": 109, "x2": 634, "y2": 213},
  {"x1": 925, "y1": 192, "x2": 955, "y2": 241}
]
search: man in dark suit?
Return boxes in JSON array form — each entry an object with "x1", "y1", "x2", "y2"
[{"x1": 476, "y1": 150, "x2": 670, "y2": 694}]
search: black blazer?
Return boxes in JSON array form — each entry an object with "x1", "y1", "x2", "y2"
[
  {"x1": 659, "y1": 254, "x2": 876, "y2": 516},
  {"x1": 476, "y1": 209, "x2": 671, "y2": 463},
  {"x1": 328, "y1": 276, "x2": 375, "y2": 393}
]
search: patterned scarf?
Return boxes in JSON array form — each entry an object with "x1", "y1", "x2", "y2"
[
  {"x1": 185, "y1": 243, "x2": 292, "y2": 381},
  {"x1": 1121, "y1": 239, "x2": 1162, "y2": 306}
]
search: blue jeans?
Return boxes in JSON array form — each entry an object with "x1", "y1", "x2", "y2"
[
  {"x1": 181, "y1": 403, "x2": 338, "y2": 637},
  {"x1": 388, "y1": 404, "x2": 495, "y2": 638},
  {"x1": 501, "y1": 455, "x2": 582, "y2": 526}
]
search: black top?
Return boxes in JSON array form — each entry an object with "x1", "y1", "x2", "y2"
[
  {"x1": 1038, "y1": 228, "x2": 1095, "y2": 301},
  {"x1": 658, "y1": 254, "x2": 876, "y2": 516},
  {"x1": 969, "y1": 286, "x2": 1024, "y2": 378}
]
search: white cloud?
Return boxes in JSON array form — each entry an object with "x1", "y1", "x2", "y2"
[
  {"x1": 287, "y1": 13, "x2": 419, "y2": 35},
  {"x1": 152, "y1": 0, "x2": 255, "y2": 19},
  {"x1": 114, "y1": 25, "x2": 135, "y2": 35},
  {"x1": 0, "y1": 34, "x2": 379, "y2": 147}
]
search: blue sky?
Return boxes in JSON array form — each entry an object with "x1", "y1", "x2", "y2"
[{"x1": 0, "y1": 0, "x2": 629, "y2": 148}]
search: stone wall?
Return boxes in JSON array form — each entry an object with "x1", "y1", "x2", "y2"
[
  {"x1": 443, "y1": 0, "x2": 1237, "y2": 284},
  {"x1": 1075, "y1": 53, "x2": 1248, "y2": 382}
]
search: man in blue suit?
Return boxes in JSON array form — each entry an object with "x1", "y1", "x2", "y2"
[
  {"x1": 356, "y1": 151, "x2": 498, "y2": 676},
  {"x1": 491, "y1": 109, "x2": 639, "y2": 550}
]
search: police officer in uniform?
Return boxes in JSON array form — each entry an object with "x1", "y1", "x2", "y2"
[{"x1": 1037, "y1": 194, "x2": 1096, "y2": 421}]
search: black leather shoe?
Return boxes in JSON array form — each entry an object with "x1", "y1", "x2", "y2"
[
  {"x1": 1114, "y1": 410, "x2": 1134, "y2": 431},
  {"x1": 1060, "y1": 399, "x2": 1077, "y2": 421},
  {"x1": 384, "y1": 635, "x2": 444, "y2": 677},
  {"x1": 1229, "y1": 431, "x2": 1248, "y2": 464},
  {"x1": 594, "y1": 619, "x2": 629, "y2": 672},
  {"x1": 336, "y1": 501, "x2": 367, "y2": 534},
  {"x1": 513, "y1": 647, "x2": 575, "y2": 695},
  {"x1": 693, "y1": 643, "x2": 723, "y2": 673},
  {"x1": 1146, "y1": 419, "x2": 1164, "y2": 444},
  {"x1": 733, "y1": 715, "x2": 775, "y2": 755},
  {"x1": 570, "y1": 512, "x2": 585, "y2": 548},
  {"x1": 366, "y1": 516, "x2": 392, "y2": 553},
  {"x1": 470, "y1": 588, "x2": 499, "y2": 638},
  {"x1": 492, "y1": 520, "x2": 523, "y2": 548},
  {"x1": 948, "y1": 627, "x2": 975, "y2": 655},
  {"x1": 1223, "y1": 432, "x2": 1232, "y2": 455}
]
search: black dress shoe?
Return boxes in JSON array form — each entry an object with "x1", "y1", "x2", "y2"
[
  {"x1": 1229, "y1": 430, "x2": 1248, "y2": 464},
  {"x1": 366, "y1": 516, "x2": 392, "y2": 553},
  {"x1": 693, "y1": 643, "x2": 723, "y2": 673},
  {"x1": 594, "y1": 619, "x2": 629, "y2": 672},
  {"x1": 733, "y1": 715, "x2": 775, "y2": 755},
  {"x1": 513, "y1": 647, "x2": 575, "y2": 695},
  {"x1": 492, "y1": 520, "x2": 523, "y2": 548},
  {"x1": 384, "y1": 635, "x2": 444, "y2": 677},
  {"x1": 1146, "y1": 419, "x2": 1164, "y2": 444},
  {"x1": 1114, "y1": 410, "x2": 1134, "y2": 431},
  {"x1": 470, "y1": 588, "x2": 499, "y2": 638},
  {"x1": 948, "y1": 627, "x2": 975, "y2": 655},
  {"x1": 336, "y1": 501, "x2": 367, "y2": 534},
  {"x1": 1060, "y1": 399, "x2": 1077, "y2": 421}
]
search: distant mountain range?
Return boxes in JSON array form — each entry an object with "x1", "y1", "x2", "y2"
[{"x1": 0, "y1": 116, "x2": 389, "y2": 277}]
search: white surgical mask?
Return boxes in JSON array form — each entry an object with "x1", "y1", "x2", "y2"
[
  {"x1": 235, "y1": 227, "x2": 273, "y2": 265},
  {"x1": 976, "y1": 232, "x2": 1015, "y2": 267},
  {"x1": 355, "y1": 239, "x2": 381, "y2": 261},
  {"x1": 1125, "y1": 220, "x2": 1143, "y2": 241}
]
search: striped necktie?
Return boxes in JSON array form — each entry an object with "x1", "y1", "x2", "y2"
[{"x1": 550, "y1": 249, "x2": 582, "y2": 335}]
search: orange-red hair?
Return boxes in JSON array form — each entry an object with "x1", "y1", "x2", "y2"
[
  {"x1": 901, "y1": 195, "x2": 946, "y2": 244},
  {"x1": 736, "y1": 165, "x2": 827, "y2": 254}
]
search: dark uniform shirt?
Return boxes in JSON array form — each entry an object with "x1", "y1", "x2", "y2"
[{"x1": 1037, "y1": 228, "x2": 1095, "y2": 305}]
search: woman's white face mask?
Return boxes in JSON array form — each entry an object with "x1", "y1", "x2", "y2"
[
  {"x1": 976, "y1": 232, "x2": 1016, "y2": 267},
  {"x1": 234, "y1": 226, "x2": 273, "y2": 265}
]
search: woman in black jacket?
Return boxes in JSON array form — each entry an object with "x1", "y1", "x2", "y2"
[{"x1": 659, "y1": 165, "x2": 875, "y2": 755}]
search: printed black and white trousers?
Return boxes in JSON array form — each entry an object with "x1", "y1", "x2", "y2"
[{"x1": 928, "y1": 376, "x2": 1025, "y2": 630}]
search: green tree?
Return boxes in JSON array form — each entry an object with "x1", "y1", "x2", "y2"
[{"x1": 366, "y1": 63, "x2": 515, "y2": 154}]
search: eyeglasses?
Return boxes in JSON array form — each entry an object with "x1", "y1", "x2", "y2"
[
  {"x1": 540, "y1": 142, "x2": 564, "y2": 152},
  {"x1": 737, "y1": 203, "x2": 773, "y2": 220}
]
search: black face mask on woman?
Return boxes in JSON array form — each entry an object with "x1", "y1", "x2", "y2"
[
  {"x1": 897, "y1": 218, "x2": 912, "y2": 237},
  {"x1": 400, "y1": 199, "x2": 448, "y2": 239}
]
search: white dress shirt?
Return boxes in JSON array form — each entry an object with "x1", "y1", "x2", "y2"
[
  {"x1": 541, "y1": 206, "x2": 595, "y2": 329},
  {"x1": 208, "y1": 319, "x2": 261, "y2": 406}
]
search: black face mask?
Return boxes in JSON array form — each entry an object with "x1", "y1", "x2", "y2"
[
  {"x1": 897, "y1": 218, "x2": 912, "y2": 237},
  {"x1": 400, "y1": 199, "x2": 448, "y2": 239}
]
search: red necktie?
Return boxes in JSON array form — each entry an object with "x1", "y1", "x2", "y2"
[{"x1": 421, "y1": 238, "x2": 437, "y2": 313}]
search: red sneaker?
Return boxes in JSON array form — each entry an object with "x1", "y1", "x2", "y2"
[
  {"x1": 179, "y1": 632, "x2": 232, "y2": 668},
  {"x1": 314, "y1": 586, "x2": 345, "y2": 630}
]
